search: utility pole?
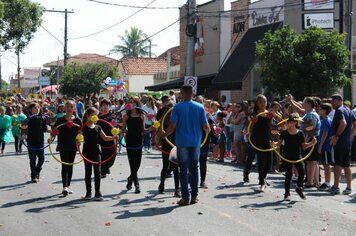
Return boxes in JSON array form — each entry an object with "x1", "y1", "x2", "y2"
[
  {"x1": 17, "y1": 48, "x2": 20, "y2": 89},
  {"x1": 149, "y1": 39, "x2": 152, "y2": 58},
  {"x1": 166, "y1": 50, "x2": 171, "y2": 81},
  {"x1": 185, "y1": 0, "x2": 197, "y2": 76},
  {"x1": 44, "y1": 9, "x2": 74, "y2": 66}
]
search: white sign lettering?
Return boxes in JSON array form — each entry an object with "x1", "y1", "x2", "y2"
[
  {"x1": 249, "y1": 0, "x2": 284, "y2": 28},
  {"x1": 303, "y1": 13, "x2": 334, "y2": 29}
]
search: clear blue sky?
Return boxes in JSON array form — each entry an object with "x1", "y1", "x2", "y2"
[{"x1": 1, "y1": 0, "x2": 235, "y2": 82}]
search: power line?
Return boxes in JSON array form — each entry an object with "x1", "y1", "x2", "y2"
[
  {"x1": 86, "y1": 0, "x2": 178, "y2": 9},
  {"x1": 67, "y1": 17, "x2": 185, "y2": 60},
  {"x1": 1, "y1": 54, "x2": 17, "y2": 67},
  {"x1": 40, "y1": 25, "x2": 64, "y2": 46},
  {"x1": 69, "y1": 0, "x2": 157, "y2": 40}
]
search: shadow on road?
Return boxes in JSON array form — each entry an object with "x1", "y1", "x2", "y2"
[
  {"x1": 0, "y1": 181, "x2": 32, "y2": 191},
  {"x1": 25, "y1": 198, "x2": 87, "y2": 213},
  {"x1": 1, "y1": 194, "x2": 61, "y2": 208},
  {"x1": 52, "y1": 178, "x2": 85, "y2": 184},
  {"x1": 240, "y1": 200, "x2": 296, "y2": 211},
  {"x1": 117, "y1": 176, "x2": 159, "y2": 183},
  {"x1": 113, "y1": 205, "x2": 176, "y2": 219}
]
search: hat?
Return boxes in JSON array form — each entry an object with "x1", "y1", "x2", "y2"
[
  {"x1": 331, "y1": 94, "x2": 343, "y2": 101},
  {"x1": 287, "y1": 113, "x2": 302, "y2": 123},
  {"x1": 344, "y1": 100, "x2": 351, "y2": 106}
]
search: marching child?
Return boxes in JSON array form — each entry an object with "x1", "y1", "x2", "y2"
[
  {"x1": 12, "y1": 104, "x2": 27, "y2": 154},
  {"x1": 24, "y1": 103, "x2": 48, "y2": 183},
  {"x1": 49, "y1": 100, "x2": 82, "y2": 196},
  {"x1": 80, "y1": 107, "x2": 117, "y2": 201},
  {"x1": 272, "y1": 113, "x2": 317, "y2": 201}
]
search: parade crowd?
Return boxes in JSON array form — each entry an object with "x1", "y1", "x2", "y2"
[{"x1": 1, "y1": 86, "x2": 356, "y2": 205}]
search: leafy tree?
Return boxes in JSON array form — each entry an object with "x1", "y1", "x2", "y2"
[
  {"x1": 0, "y1": 1, "x2": 4, "y2": 19},
  {"x1": 0, "y1": 80, "x2": 9, "y2": 94},
  {"x1": 59, "y1": 63, "x2": 117, "y2": 99},
  {"x1": 110, "y1": 27, "x2": 153, "y2": 57},
  {"x1": 256, "y1": 26, "x2": 350, "y2": 99},
  {"x1": 0, "y1": 0, "x2": 43, "y2": 52}
]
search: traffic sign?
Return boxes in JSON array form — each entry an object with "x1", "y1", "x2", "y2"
[{"x1": 184, "y1": 76, "x2": 198, "y2": 94}]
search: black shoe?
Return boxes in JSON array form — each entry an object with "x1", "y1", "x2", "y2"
[
  {"x1": 135, "y1": 185, "x2": 141, "y2": 194},
  {"x1": 296, "y1": 187, "x2": 306, "y2": 200},
  {"x1": 200, "y1": 182, "x2": 208, "y2": 189},
  {"x1": 243, "y1": 174, "x2": 249, "y2": 183},
  {"x1": 158, "y1": 184, "x2": 164, "y2": 194},
  {"x1": 174, "y1": 189, "x2": 181, "y2": 198},
  {"x1": 83, "y1": 192, "x2": 92, "y2": 200},
  {"x1": 93, "y1": 192, "x2": 103, "y2": 201},
  {"x1": 126, "y1": 177, "x2": 133, "y2": 190},
  {"x1": 101, "y1": 174, "x2": 107, "y2": 179}
]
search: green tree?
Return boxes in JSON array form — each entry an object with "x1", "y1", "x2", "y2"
[
  {"x1": 0, "y1": 0, "x2": 43, "y2": 51},
  {"x1": 110, "y1": 27, "x2": 153, "y2": 57},
  {"x1": 0, "y1": 1, "x2": 4, "y2": 19},
  {"x1": 256, "y1": 26, "x2": 350, "y2": 99},
  {"x1": 0, "y1": 80, "x2": 9, "y2": 95},
  {"x1": 59, "y1": 63, "x2": 117, "y2": 99}
]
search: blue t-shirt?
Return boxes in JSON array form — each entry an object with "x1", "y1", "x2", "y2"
[
  {"x1": 170, "y1": 100, "x2": 208, "y2": 147},
  {"x1": 302, "y1": 111, "x2": 321, "y2": 138},
  {"x1": 331, "y1": 105, "x2": 355, "y2": 149},
  {"x1": 77, "y1": 102, "x2": 84, "y2": 117},
  {"x1": 319, "y1": 117, "x2": 332, "y2": 152}
]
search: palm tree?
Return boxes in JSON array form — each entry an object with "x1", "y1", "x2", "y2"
[{"x1": 110, "y1": 27, "x2": 152, "y2": 58}]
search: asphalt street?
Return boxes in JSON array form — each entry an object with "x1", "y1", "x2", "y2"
[{"x1": 0, "y1": 142, "x2": 355, "y2": 236}]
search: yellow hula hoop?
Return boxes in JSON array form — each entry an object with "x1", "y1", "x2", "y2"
[
  {"x1": 247, "y1": 111, "x2": 281, "y2": 152},
  {"x1": 273, "y1": 143, "x2": 316, "y2": 164},
  {"x1": 161, "y1": 107, "x2": 209, "y2": 148},
  {"x1": 49, "y1": 122, "x2": 83, "y2": 166}
]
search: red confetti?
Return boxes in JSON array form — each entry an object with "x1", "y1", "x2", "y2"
[
  {"x1": 105, "y1": 222, "x2": 111, "y2": 227},
  {"x1": 321, "y1": 227, "x2": 327, "y2": 231}
]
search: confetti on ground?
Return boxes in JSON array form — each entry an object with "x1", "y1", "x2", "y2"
[
  {"x1": 321, "y1": 227, "x2": 328, "y2": 231},
  {"x1": 197, "y1": 212, "x2": 203, "y2": 215},
  {"x1": 0, "y1": 224, "x2": 4, "y2": 227},
  {"x1": 105, "y1": 222, "x2": 112, "y2": 227}
]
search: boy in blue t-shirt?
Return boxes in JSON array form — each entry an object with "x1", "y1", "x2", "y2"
[{"x1": 318, "y1": 103, "x2": 333, "y2": 191}]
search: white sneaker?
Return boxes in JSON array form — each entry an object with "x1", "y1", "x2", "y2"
[
  {"x1": 259, "y1": 185, "x2": 266, "y2": 192},
  {"x1": 67, "y1": 187, "x2": 73, "y2": 194},
  {"x1": 147, "y1": 148, "x2": 151, "y2": 153},
  {"x1": 62, "y1": 187, "x2": 69, "y2": 196},
  {"x1": 349, "y1": 192, "x2": 356, "y2": 198}
]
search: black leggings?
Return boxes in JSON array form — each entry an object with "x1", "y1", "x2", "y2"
[
  {"x1": 0, "y1": 140, "x2": 5, "y2": 151},
  {"x1": 14, "y1": 136, "x2": 23, "y2": 152},
  {"x1": 127, "y1": 149, "x2": 142, "y2": 185},
  {"x1": 160, "y1": 148, "x2": 179, "y2": 189},
  {"x1": 257, "y1": 151, "x2": 272, "y2": 185},
  {"x1": 199, "y1": 152, "x2": 208, "y2": 184},
  {"x1": 59, "y1": 150, "x2": 77, "y2": 188},
  {"x1": 101, "y1": 147, "x2": 117, "y2": 175},
  {"x1": 285, "y1": 162, "x2": 305, "y2": 195},
  {"x1": 84, "y1": 154, "x2": 101, "y2": 194}
]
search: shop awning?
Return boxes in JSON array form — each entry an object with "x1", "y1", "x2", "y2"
[
  {"x1": 145, "y1": 74, "x2": 217, "y2": 91},
  {"x1": 212, "y1": 22, "x2": 283, "y2": 89}
]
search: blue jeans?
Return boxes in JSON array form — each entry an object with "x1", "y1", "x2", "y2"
[
  {"x1": 177, "y1": 147, "x2": 200, "y2": 200},
  {"x1": 28, "y1": 149, "x2": 45, "y2": 179},
  {"x1": 143, "y1": 124, "x2": 152, "y2": 149}
]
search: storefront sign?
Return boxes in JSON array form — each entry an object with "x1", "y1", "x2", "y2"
[
  {"x1": 303, "y1": 13, "x2": 334, "y2": 29},
  {"x1": 184, "y1": 76, "x2": 198, "y2": 94},
  {"x1": 303, "y1": 0, "x2": 334, "y2": 11},
  {"x1": 249, "y1": 0, "x2": 284, "y2": 28},
  {"x1": 233, "y1": 15, "x2": 246, "y2": 34}
]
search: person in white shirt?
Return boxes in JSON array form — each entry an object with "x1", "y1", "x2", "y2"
[
  {"x1": 169, "y1": 91, "x2": 176, "y2": 105},
  {"x1": 142, "y1": 96, "x2": 157, "y2": 153}
]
